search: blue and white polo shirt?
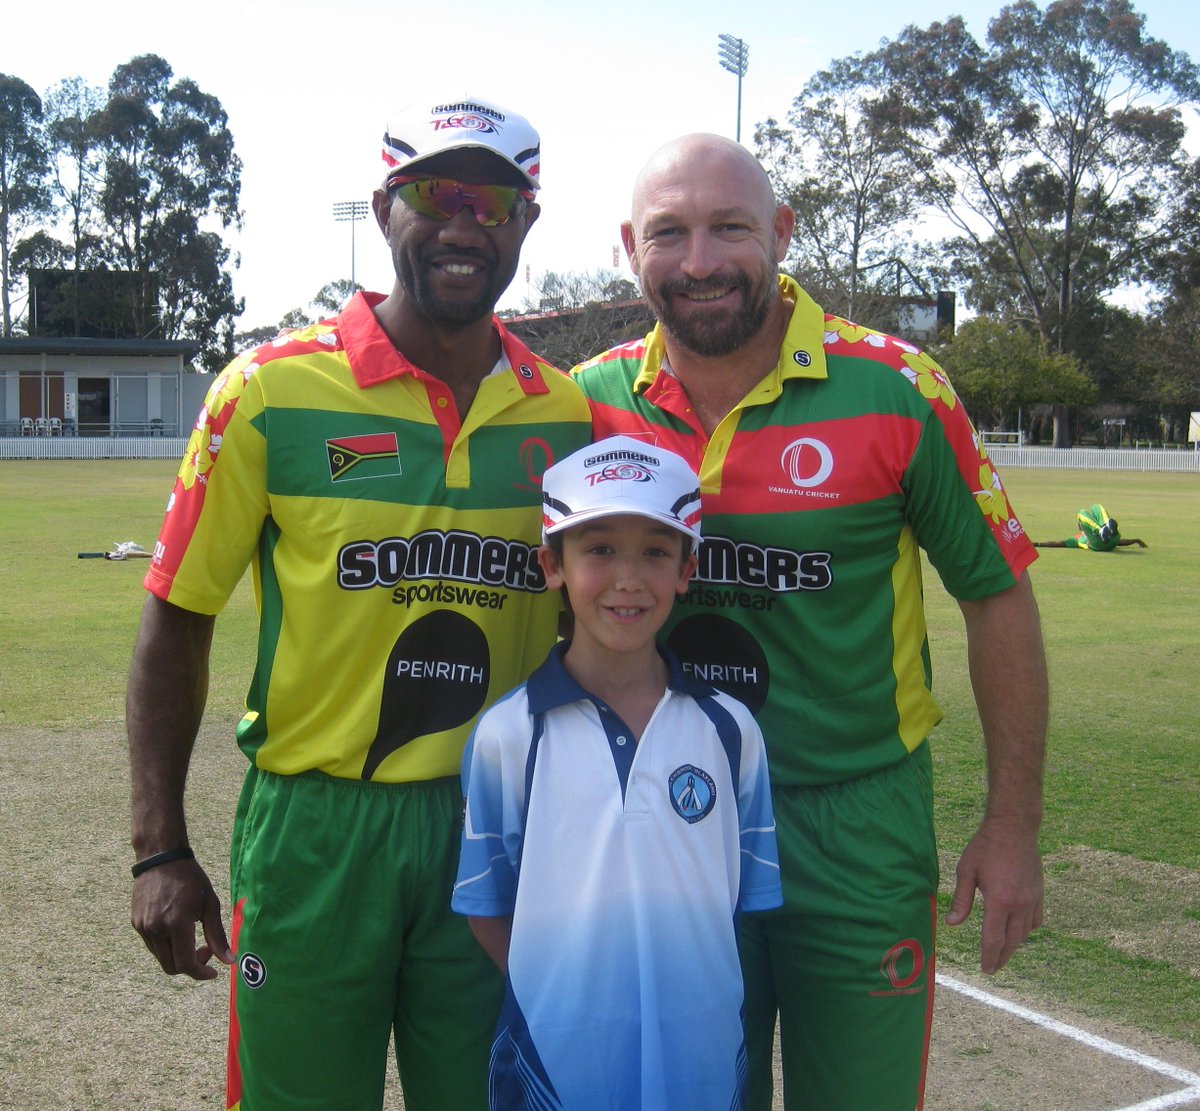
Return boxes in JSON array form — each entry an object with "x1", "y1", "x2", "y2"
[{"x1": 453, "y1": 642, "x2": 781, "y2": 1111}]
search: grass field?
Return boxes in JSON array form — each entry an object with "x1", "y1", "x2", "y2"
[
  {"x1": 1, "y1": 459, "x2": 1197, "y2": 1106},
  {"x1": 922, "y1": 468, "x2": 1200, "y2": 1046}
]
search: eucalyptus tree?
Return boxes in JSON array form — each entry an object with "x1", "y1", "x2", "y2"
[
  {"x1": 868, "y1": 0, "x2": 1200, "y2": 443},
  {"x1": 755, "y1": 55, "x2": 930, "y2": 326},
  {"x1": 0, "y1": 74, "x2": 52, "y2": 335},
  {"x1": 90, "y1": 54, "x2": 243, "y2": 368}
]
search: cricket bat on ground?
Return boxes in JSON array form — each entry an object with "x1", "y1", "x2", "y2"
[{"x1": 77, "y1": 542, "x2": 152, "y2": 561}]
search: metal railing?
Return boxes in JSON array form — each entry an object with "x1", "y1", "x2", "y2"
[
  {"x1": 2, "y1": 438, "x2": 1197, "y2": 471},
  {"x1": 0, "y1": 436, "x2": 189, "y2": 461},
  {"x1": 988, "y1": 446, "x2": 1200, "y2": 473}
]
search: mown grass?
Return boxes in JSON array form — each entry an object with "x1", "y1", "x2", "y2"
[
  {"x1": 1, "y1": 459, "x2": 1197, "y2": 1052},
  {"x1": 923, "y1": 466, "x2": 1200, "y2": 1046},
  {"x1": 0, "y1": 460, "x2": 258, "y2": 729}
]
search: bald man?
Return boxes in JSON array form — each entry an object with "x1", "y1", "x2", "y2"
[{"x1": 573, "y1": 134, "x2": 1048, "y2": 1111}]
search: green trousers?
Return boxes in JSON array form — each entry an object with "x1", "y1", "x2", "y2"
[
  {"x1": 741, "y1": 744, "x2": 939, "y2": 1111},
  {"x1": 226, "y1": 768, "x2": 503, "y2": 1111}
]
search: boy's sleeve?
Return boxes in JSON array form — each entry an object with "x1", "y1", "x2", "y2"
[
  {"x1": 736, "y1": 714, "x2": 783, "y2": 914},
  {"x1": 452, "y1": 713, "x2": 520, "y2": 917}
]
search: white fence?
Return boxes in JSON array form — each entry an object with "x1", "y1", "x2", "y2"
[
  {"x1": 0, "y1": 437, "x2": 189, "y2": 461},
  {"x1": 2, "y1": 438, "x2": 1198, "y2": 473},
  {"x1": 988, "y1": 445, "x2": 1200, "y2": 473}
]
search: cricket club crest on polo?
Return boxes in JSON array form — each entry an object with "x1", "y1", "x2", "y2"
[{"x1": 668, "y1": 764, "x2": 716, "y2": 823}]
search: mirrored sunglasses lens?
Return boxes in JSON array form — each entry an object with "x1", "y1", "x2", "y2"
[
  {"x1": 391, "y1": 177, "x2": 524, "y2": 226},
  {"x1": 395, "y1": 178, "x2": 466, "y2": 220},
  {"x1": 460, "y1": 184, "x2": 523, "y2": 226}
]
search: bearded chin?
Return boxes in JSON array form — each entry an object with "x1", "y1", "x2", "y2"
[
  {"x1": 398, "y1": 252, "x2": 520, "y2": 329},
  {"x1": 648, "y1": 275, "x2": 772, "y2": 358},
  {"x1": 403, "y1": 268, "x2": 492, "y2": 328}
]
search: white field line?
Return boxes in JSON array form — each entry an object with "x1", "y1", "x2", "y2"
[{"x1": 938, "y1": 974, "x2": 1200, "y2": 1110}]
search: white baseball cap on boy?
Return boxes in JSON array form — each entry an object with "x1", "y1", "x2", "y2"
[
  {"x1": 541, "y1": 436, "x2": 703, "y2": 549},
  {"x1": 382, "y1": 96, "x2": 541, "y2": 190}
]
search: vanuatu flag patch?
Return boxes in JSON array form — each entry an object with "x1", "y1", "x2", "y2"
[{"x1": 326, "y1": 432, "x2": 403, "y2": 482}]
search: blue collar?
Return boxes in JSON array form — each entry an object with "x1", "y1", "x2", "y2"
[{"x1": 526, "y1": 640, "x2": 714, "y2": 714}]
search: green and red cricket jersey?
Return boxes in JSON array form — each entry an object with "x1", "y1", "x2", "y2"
[{"x1": 574, "y1": 276, "x2": 1036, "y2": 788}]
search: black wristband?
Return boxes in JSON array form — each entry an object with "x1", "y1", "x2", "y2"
[{"x1": 131, "y1": 847, "x2": 195, "y2": 878}]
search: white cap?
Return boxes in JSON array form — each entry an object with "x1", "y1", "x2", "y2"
[
  {"x1": 542, "y1": 436, "x2": 703, "y2": 547},
  {"x1": 382, "y1": 96, "x2": 541, "y2": 190}
]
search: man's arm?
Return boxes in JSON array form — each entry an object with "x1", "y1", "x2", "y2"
[
  {"x1": 468, "y1": 915, "x2": 513, "y2": 972},
  {"x1": 127, "y1": 593, "x2": 233, "y2": 980},
  {"x1": 947, "y1": 570, "x2": 1048, "y2": 974}
]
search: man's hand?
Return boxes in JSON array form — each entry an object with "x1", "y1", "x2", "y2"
[
  {"x1": 946, "y1": 815, "x2": 1043, "y2": 974},
  {"x1": 954, "y1": 572, "x2": 1047, "y2": 974},
  {"x1": 131, "y1": 857, "x2": 234, "y2": 981}
]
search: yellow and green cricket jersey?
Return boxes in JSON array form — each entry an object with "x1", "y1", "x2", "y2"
[
  {"x1": 145, "y1": 293, "x2": 591, "y2": 782},
  {"x1": 574, "y1": 277, "x2": 1037, "y2": 788}
]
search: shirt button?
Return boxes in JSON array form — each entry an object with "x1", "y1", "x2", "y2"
[
  {"x1": 615, "y1": 735, "x2": 628, "y2": 746},
  {"x1": 436, "y1": 396, "x2": 449, "y2": 409}
]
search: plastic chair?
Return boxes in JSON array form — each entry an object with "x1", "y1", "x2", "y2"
[
  {"x1": 49, "y1": 417, "x2": 63, "y2": 435},
  {"x1": 20, "y1": 417, "x2": 34, "y2": 436},
  {"x1": 34, "y1": 417, "x2": 50, "y2": 436}
]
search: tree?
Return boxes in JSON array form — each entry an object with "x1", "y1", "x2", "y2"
[
  {"x1": 42, "y1": 76, "x2": 104, "y2": 334},
  {"x1": 932, "y1": 316, "x2": 1094, "y2": 436},
  {"x1": 311, "y1": 278, "x2": 359, "y2": 317},
  {"x1": 870, "y1": 0, "x2": 1200, "y2": 444},
  {"x1": 505, "y1": 269, "x2": 649, "y2": 369},
  {"x1": 234, "y1": 280, "x2": 363, "y2": 351},
  {"x1": 1141, "y1": 289, "x2": 1200, "y2": 441},
  {"x1": 90, "y1": 55, "x2": 243, "y2": 369},
  {"x1": 0, "y1": 74, "x2": 53, "y2": 335},
  {"x1": 755, "y1": 55, "x2": 932, "y2": 327}
]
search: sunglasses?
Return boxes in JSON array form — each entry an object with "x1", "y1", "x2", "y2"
[{"x1": 387, "y1": 174, "x2": 534, "y2": 226}]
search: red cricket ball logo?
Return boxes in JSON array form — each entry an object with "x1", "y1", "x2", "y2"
[{"x1": 880, "y1": 939, "x2": 925, "y2": 989}]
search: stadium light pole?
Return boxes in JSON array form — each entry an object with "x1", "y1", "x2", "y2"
[
  {"x1": 717, "y1": 34, "x2": 750, "y2": 143},
  {"x1": 332, "y1": 200, "x2": 370, "y2": 293}
]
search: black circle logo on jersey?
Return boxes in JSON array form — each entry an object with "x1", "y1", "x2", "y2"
[
  {"x1": 793, "y1": 350, "x2": 812, "y2": 367},
  {"x1": 239, "y1": 952, "x2": 267, "y2": 989},
  {"x1": 667, "y1": 614, "x2": 769, "y2": 713},
  {"x1": 518, "y1": 362, "x2": 535, "y2": 379},
  {"x1": 669, "y1": 764, "x2": 716, "y2": 824},
  {"x1": 362, "y1": 611, "x2": 490, "y2": 780}
]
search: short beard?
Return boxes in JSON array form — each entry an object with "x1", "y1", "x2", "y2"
[
  {"x1": 644, "y1": 271, "x2": 774, "y2": 357},
  {"x1": 396, "y1": 248, "x2": 517, "y2": 329}
]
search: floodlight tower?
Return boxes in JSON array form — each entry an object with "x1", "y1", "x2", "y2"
[
  {"x1": 332, "y1": 200, "x2": 370, "y2": 293},
  {"x1": 717, "y1": 34, "x2": 750, "y2": 143}
]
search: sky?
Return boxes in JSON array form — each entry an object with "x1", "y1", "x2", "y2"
[{"x1": 6, "y1": 0, "x2": 1200, "y2": 330}]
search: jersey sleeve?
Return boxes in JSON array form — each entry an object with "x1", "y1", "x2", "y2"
[
  {"x1": 731, "y1": 702, "x2": 783, "y2": 914},
  {"x1": 902, "y1": 384, "x2": 1037, "y2": 602},
  {"x1": 142, "y1": 354, "x2": 270, "y2": 614},
  {"x1": 452, "y1": 703, "x2": 523, "y2": 917}
]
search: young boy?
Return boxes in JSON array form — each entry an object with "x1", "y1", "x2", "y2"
[{"x1": 452, "y1": 435, "x2": 782, "y2": 1111}]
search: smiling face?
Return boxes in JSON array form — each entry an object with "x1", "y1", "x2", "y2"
[
  {"x1": 373, "y1": 147, "x2": 539, "y2": 328},
  {"x1": 538, "y1": 515, "x2": 696, "y2": 663},
  {"x1": 623, "y1": 134, "x2": 793, "y2": 358}
]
